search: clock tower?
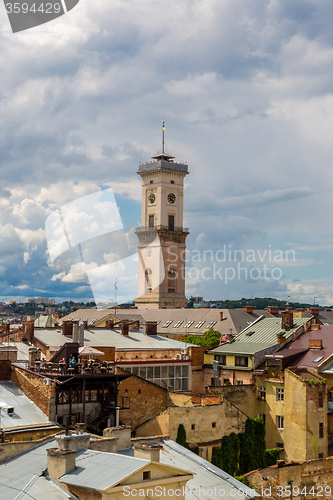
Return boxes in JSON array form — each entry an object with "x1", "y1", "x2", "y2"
[{"x1": 135, "y1": 125, "x2": 189, "y2": 309}]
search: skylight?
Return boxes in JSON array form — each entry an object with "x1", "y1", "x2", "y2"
[{"x1": 313, "y1": 356, "x2": 324, "y2": 363}]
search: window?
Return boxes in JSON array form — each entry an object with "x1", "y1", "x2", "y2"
[
  {"x1": 150, "y1": 180, "x2": 153, "y2": 184},
  {"x1": 258, "y1": 387, "x2": 266, "y2": 400},
  {"x1": 171, "y1": 180, "x2": 174, "y2": 184},
  {"x1": 276, "y1": 443, "x2": 284, "y2": 449},
  {"x1": 276, "y1": 388, "x2": 284, "y2": 401},
  {"x1": 319, "y1": 392, "x2": 323, "y2": 407},
  {"x1": 149, "y1": 214, "x2": 154, "y2": 228},
  {"x1": 194, "y1": 321, "x2": 205, "y2": 329},
  {"x1": 207, "y1": 321, "x2": 217, "y2": 328},
  {"x1": 162, "y1": 320, "x2": 172, "y2": 328},
  {"x1": 145, "y1": 268, "x2": 152, "y2": 292},
  {"x1": 223, "y1": 379, "x2": 230, "y2": 385},
  {"x1": 191, "y1": 424, "x2": 195, "y2": 430},
  {"x1": 212, "y1": 422, "x2": 216, "y2": 428},
  {"x1": 235, "y1": 356, "x2": 248, "y2": 367},
  {"x1": 319, "y1": 422, "x2": 324, "y2": 438},
  {"x1": 168, "y1": 215, "x2": 174, "y2": 231},
  {"x1": 174, "y1": 321, "x2": 184, "y2": 328},
  {"x1": 184, "y1": 320, "x2": 194, "y2": 328},
  {"x1": 319, "y1": 453, "x2": 323, "y2": 459},
  {"x1": 217, "y1": 355, "x2": 226, "y2": 365},
  {"x1": 276, "y1": 415, "x2": 284, "y2": 430},
  {"x1": 258, "y1": 413, "x2": 266, "y2": 424},
  {"x1": 237, "y1": 380, "x2": 243, "y2": 385},
  {"x1": 142, "y1": 471, "x2": 151, "y2": 481},
  {"x1": 314, "y1": 356, "x2": 324, "y2": 363}
]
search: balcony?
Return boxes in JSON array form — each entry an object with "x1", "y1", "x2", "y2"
[
  {"x1": 136, "y1": 225, "x2": 189, "y2": 234},
  {"x1": 25, "y1": 360, "x2": 116, "y2": 378}
]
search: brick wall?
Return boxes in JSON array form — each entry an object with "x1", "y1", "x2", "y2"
[
  {"x1": 118, "y1": 375, "x2": 168, "y2": 430},
  {"x1": 11, "y1": 366, "x2": 56, "y2": 417}
]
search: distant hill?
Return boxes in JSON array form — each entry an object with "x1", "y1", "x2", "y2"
[{"x1": 210, "y1": 297, "x2": 332, "y2": 310}]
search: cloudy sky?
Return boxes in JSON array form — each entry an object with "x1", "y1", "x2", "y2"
[{"x1": 1, "y1": 0, "x2": 333, "y2": 305}]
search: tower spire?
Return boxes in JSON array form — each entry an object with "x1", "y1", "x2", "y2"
[{"x1": 151, "y1": 120, "x2": 175, "y2": 162}]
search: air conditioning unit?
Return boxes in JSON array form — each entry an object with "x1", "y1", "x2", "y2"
[
  {"x1": 181, "y1": 348, "x2": 188, "y2": 355},
  {"x1": 43, "y1": 378, "x2": 51, "y2": 386}
]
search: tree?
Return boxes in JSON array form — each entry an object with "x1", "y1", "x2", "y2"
[
  {"x1": 186, "y1": 328, "x2": 221, "y2": 347},
  {"x1": 176, "y1": 424, "x2": 188, "y2": 449}
]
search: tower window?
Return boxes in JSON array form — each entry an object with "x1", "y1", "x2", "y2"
[
  {"x1": 145, "y1": 268, "x2": 152, "y2": 292},
  {"x1": 149, "y1": 215, "x2": 154, "y2": 228},
  {"x1": 150, "y1": 180, "x2": 153, "y2": 184},
  {"x1": 171, "y1": 180, "x2": 174, "y2": 184},
  {"x1": 168, "y1": 215, "x2": 175, "y2": 231}
]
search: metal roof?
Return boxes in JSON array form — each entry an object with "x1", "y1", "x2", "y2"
[
  {"x1": 119, "y1": 440, "x2": 258, "y2": 499},
  {"x1": 0, "y1": 381, "x2": 50, "y2": 429},
  {"x1": 208, "y1": 317, "x2": 309, "y2": 355},
  {"x1": 60, "y1": 449, "x2": 149, "y2": 490},
  {"x1": 0, "y1": 439, "x2": 77, "y2": 500},
  {"x1": 34, "y1": 329, "x2": 194, "y2": 350}
]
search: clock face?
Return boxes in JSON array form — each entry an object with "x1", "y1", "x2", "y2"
[
  {"x1": 168, "y1": 193, "x2": 176, "y2": 204},
  {"x1": 148, "y1": 193, "x2": 156, "y2": 204}
]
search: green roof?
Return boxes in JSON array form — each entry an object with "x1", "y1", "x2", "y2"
[{"x1": 208, "y1": 316, "x2": 311, "y2": 356}]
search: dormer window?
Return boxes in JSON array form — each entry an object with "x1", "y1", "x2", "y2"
[{"x1": 143, "y1": 471, "x2": 151, "y2": 480}]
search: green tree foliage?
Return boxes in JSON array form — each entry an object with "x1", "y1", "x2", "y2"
[
  {"x1": 265, "y1": 448, "x2": 281, "y2": 466},
  {"x1": 212, "y1": 418, "x2": 266, "y2": 476},
  {"x1": 176, "y1": 424, "x2": 188, "y2": 448},
  {"x1": 186, "y1": 328, "x2": 221, "y2": 347},
  {"x1": 175, "y1": 424, "x2": 200, "y2": 456}
]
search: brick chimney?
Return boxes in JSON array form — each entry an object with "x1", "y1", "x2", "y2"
[
  {"x1": 47, "y1": 449, "x2": 76, "y2": 481},
  {"x1": 281, "y1": 311, "x2": 293, "y2": 330},
  {"x1": 25, "y1": 321, "x2": 34, "y2": 343},
  {"x1": 146, "y1": 321, "x2": 157, "y2": 336},
  {"x1": 303, "y1": 322, "x2": 309, "y2": 333},
  {"x1": 134, "y1": 442, "x2": 162, "y2": 462},
  {"x1": 219, "y1": 311, "x2": 223, "y2": 321},
  {"x1": 106, "y1": 319, "x2": 114, "y2": 329},
  {"x1": 268, "y1": 306, "x2": 279, "y2": 314},
  {"x1": 309, "y1": 338, "x2": 323, "y2": 349},
  {"x1": 243, "y1": 306, "x2": 256, "y2": 313},
  {"x1": 121, "y1": 320, "x2": 129, "y2": 336},
  {"x1": 308, "y1": 308, "x2": 320, "y2": 315},
  {"x1": 62, "y1": 321, "x2": 73, "y2": 336}
]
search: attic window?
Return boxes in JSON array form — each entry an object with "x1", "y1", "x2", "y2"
[
  {"x1": 194, "y1": 321, "x2": 205, "y2": 329},
  {"x1": 313, "y1": 356, "x2": 324, "y2": 363},
  {"x1": 143, "y1": 471, "x2": 151, "y2": 481},
  {"x1": 207, "y1": 321, "x2": 217, "y2": 328},
  {"x1": 174, "y1": 321, "x2": 184, "y2": 328},
  {"x1": 7, "y1": 407, "x2": 14, "y2": 415},
  {"x1": 185, "y1": 320, "x2": 194, "y2": 328},
  {"x1": 246, "y1": 331, "x2": 255, "y2": 336},
  {"x1": 162, "y1": 320, "x2": 172, "y2": 328}
]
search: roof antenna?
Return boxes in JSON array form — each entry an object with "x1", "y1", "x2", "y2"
[{"x1": 162, "y1": 120, "x2": 165, "y2": 154}]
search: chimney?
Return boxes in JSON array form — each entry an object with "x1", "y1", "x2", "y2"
[
  {"x1": 106, "y1": 319, "x2": 114, "y2": 329},
  {"x1": 56, "y1": 433, "x2": 90, "y2": 451},
  {"x1": 83, "y1": 320, "x2": 88, "y2": 330},
  {"x1": 311, "y1": 324, "x2": 321, "y2": 331},
  {"x1": 73, "y1": 323, "x2": 79, "y2": 343},
  {"x1": 121, "y1": 320, "x2": 129, "y2": 336},
  {"x1": 268, "y1": 306, "x2": 279, "y2": 314},
  {"x1": 28, "y1": 347, "x2": 38, "y2": 367},
  {"x1": 281, "y1": 311, "x2": 293, "y2": 330},
  {"x1": 47, "y1": 448, "x2": 76, "y2": 481},
  {"x1": 146, "y1": 321, "x2": 157, "y2": 336},
  {"x1": 308, "y1": 308, "x2": 320, "y2": 315},
  {"x1": 26, "y1": 321, "x2": 34, "y2": 343},
  {"x1": 303, "y1": 322, "x2": 309, "y2": 333},
  {"x1": 277, "y1": 333, "x2": 285, "y2": 344},
  {"x1": 220, "y1": 311, "x2": 223, "y2": 321},
  {"x1": 134, "y1": 442, "x2": 162, "y2": 462},
  {"x1": 309, "y1": 338, "x2": 323, "y2": 349},
  {"x1": 62, "y1": 321, "x2": 73, "y2": 336},
  {"x1": 79, "y1": 324, "x2": 84, "y2": 346},
  {"x1": 243, "y1": 306, "x2": 256, "y2": 313}
]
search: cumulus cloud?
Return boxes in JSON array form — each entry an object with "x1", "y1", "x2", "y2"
[{"x1": 0, "y1": 1, "x2": 333, "y2": 303}]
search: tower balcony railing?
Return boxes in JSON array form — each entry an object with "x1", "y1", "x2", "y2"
[{"x1": 136, "y1": 225, "x2": 189, "y2": 233}]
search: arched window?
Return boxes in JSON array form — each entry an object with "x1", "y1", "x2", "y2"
[
  {"x1": 145, "y1": 268, "x2": 152, "y2": 292},
  {"x1": 168, "y1": 268, "x2": 177, "y2": 293}
]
